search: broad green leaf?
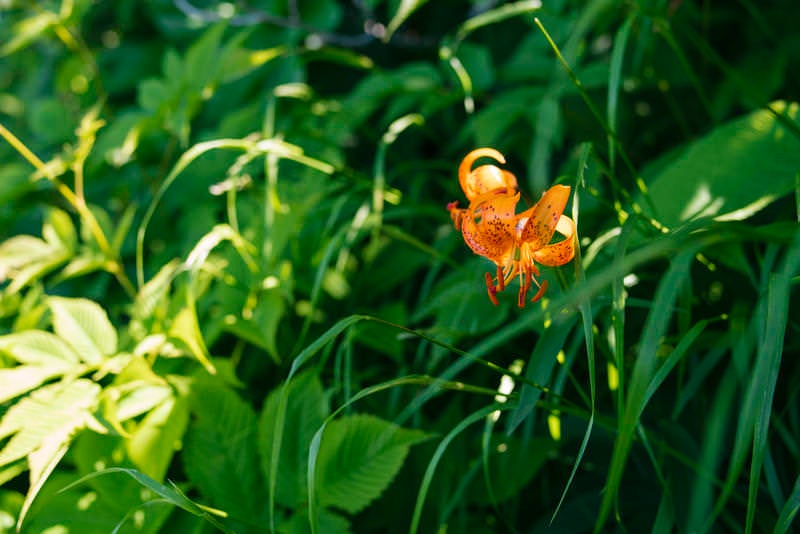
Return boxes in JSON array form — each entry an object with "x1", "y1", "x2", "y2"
[
  {"x1": 315, "y1": 414, "x2": 428, "y2": 514},
  {"x1": 74, "y1": 431, "x2": 157, "y2": 512},
  {"x1": 0, "y1": 379, "x2": 100, "y2": 467},
  {"x1": 642, "y1": 101, "x2": 800, "y2": 227},
  {"x1": 114, "y1": 383, "x2": 173, "y2": 422},
  {"x1": 259, "y1": 369, "x2": 329, "y2": 508},
  {"x1": 126, "y1": 392, "x2": 189, "y2": 481},
  {"x1": 22, "y1": 470, "x2": 174, "y2": 534},
  {"x1": 183, "y1": 379, "x2": 265, "y2": 523},
  {"x1": 0, "y1": 365, "x2": 68, "y2": 404},
  {"x1": 48, "y1": 297, "x2": 117, "y2": 364},
  {"x1": 0, "y1": 330, "x2": 80, "y2": 365},
  {"x1": 278, "y1": 509, "x2": 351, "y2": 534},
  {"x1": 0, "y1": 234, "x2": 69, "y2": 292}
]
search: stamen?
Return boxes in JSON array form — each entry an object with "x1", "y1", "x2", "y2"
[
  {"x1": 531, "y1": 279, "x2": 548, "y2": 303},
  {"x1": 485, "y1": 272, "x2": 499, "y2": 306},
  {"x1": 517, "y1": 271, "x2": 531, "y2": 308}
]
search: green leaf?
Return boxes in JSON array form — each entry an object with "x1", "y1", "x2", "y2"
[
  {"x1": 0, "y1": 379, "x2": 100, "y2": 467},
  {"x1": 259, "y1": 369, "x2": 329, "y2": 508},
  {"x1": 0, "y1": 234, "x2": 70, "y2": 293},
  {"x1": 315, "y1": 414, "x2": 428, "y2": 514},
  {"x1": 0, "y1": 11, "x2": 58, "y2": 56},
  {"x1": 126, "y1": 391, "x2": 189, "y2": 481},
  {"x1": 52, "y1": 468, "x2": 227, "y2": 533},
  {"x1": 42, "y1": 208, "x2": 77, "y2": 252},
  {"x1": 21, "y1": 471, "x2": 169, "y2": 534},
  {"x1": 472, "y1": 437, "x2": 554, "y2": 503},
  {"x1": 0, "y1": 366, "x2": 68, "y2": 404},
  {"x1": 642, "y1": 101, "x2": 800, "y2": 227},
  {"x1": 0, "y1": 330, "x2": 81, "y2": 365},
  {"x1": 223, "y1": 289, "x2": 286, "y2": 363},
  {"x1": 277, "y1": 508, "x2": 351, "y2": 534},
  {"x1": 48, "y1": 296, "x2": 118, "y2": 364},
  {"x1": 183, "y1": 379, "x2": 265, "y2": 522},
  {"x1": 385, "y1": 0, "x2": 429, "y2": 41}
]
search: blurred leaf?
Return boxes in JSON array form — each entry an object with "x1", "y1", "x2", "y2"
[
  {"x1": 259, "y1": 369, "x2": 330, "y2": 508},
  {"x1": 471, "y1": 437, "x2": 554, "y2": 503},
  {"x1": 316, "y1": 414, "x2": 429, "y2": 514},
  {"x1": 385, "y1": 0, "x2": 429, "y2": 40},
  {"x1": 0, "y1": 11, "x2": 58, "y2": 56},
  {"x1": 413, "y1": 260, "x2": 511, "y2": 336},
  {"x1": 642, "y1": 101, "x2": 800, "y2": 227},
  {"x1": 0, "y1": 366, "x2": 68, "y2": 405},
  {"x1": 0, "y1": 379, "x2": 100, "y2": 467},
  {"x1": 0, "y1": 330, "x2": 80, "y2": 365},
  {"x1": 223, "y1": 289, "x2": 286, "y2": 362},
  {"x1": 48, "y1": 296, "x2": 118, "y2": 364},
  {"x1": 21, "y1": 471, "x2": 170, "y2": 534},
  {"x1": 183, "y1": 379, "x2": 265, "y2": 523},
  {"x1": 277, "y1": 508, "x2": 351, "y2": 534},
  {"x1": 126, "y1": 391, "x2": 189, "y2": 481}
]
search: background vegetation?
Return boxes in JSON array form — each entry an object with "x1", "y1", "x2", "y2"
[{"x1": 1, "y1": 0, "x2": 799, "y2": 532}]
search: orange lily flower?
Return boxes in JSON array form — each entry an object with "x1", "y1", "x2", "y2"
[{"x1": 447, "y1": 148, "x2": 576, "y2": 307}]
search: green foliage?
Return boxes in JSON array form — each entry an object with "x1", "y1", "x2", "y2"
[{"x1": 1, "y1": 0, "x2": 799, "y2": 532}]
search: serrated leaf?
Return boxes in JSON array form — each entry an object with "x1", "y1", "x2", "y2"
[
  {"x1": 0, "y1": 235, "x2": 66, "y2": 284},
  {"x1": 0, "y1": 330, "x2": 81, "y2": 365},
  {"x1": 0, "y1": 366, "x2": 68, "y2": 404},
  {"x1": 259, "y1": 369, "x2": 329, "y2": 508},
  {"x1": 0, "y1": 379, "x2": 100, "y2": 467},
  {"x1": 316, "y1": 414, "x2": 428, "y2": 514},
  {"x1": 183, "y1": 379, "x2": 265, "y2": 522},
  {"x1": 48, "y1": 296, "x2": 118, "y2": 364}
]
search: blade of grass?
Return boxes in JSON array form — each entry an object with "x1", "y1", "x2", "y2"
[
  {"x1": 595, "y1": 247, "x2": 697, "y2": 532},
  {"x1": 686, "y1": 369, "x2": 737, "y2": 532},
  {"x1": 774, "y1": 474, "x2": 800, "y2": 534},
  {"x1": 745, "y1": 273, "x2": 795, "y2": 533},
  {"x1": 551, "y1": 150, "x2": 596, "y2": 522},
  {"x1": 608, "y1": 15, "x2": 635, "y2": 175},
  {"x1": 57, "y1": 467, "x2": 234, "y2": 534},
  {"x1": 409, "y1": 403, "x2": 509, "y2": 534},
  {"x1": 707, "y1": 230, "x2": 800, "y2": 530}
]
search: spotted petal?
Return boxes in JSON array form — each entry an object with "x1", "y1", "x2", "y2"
[
  {"x1": 517, "y1": 185, "x2": 571, "y2": 249},
  {"x1": 460, "y1": 190, "x2": 519, "y2": 264},
  {"x1": 532, "y1": 214, "x2": 576, "y2": 266}
]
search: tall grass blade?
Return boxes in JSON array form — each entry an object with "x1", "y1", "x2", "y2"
[
  {"x1": 409, "y1": 403, "x2": 508, "y2": 534},
  {"x1": 595, "y1": 247, "x2": 697, "y2": 532}
]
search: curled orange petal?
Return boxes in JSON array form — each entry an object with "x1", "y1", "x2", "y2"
[
  {"x1": 518, "y1": 184, "x2": 571, "y2": 249},
  {"x1": 458, "y1": 148, "x2": 517, "y2": 200},
  {"x1": 532, "y1": 214, "x2": 576, "y2": 266}
]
